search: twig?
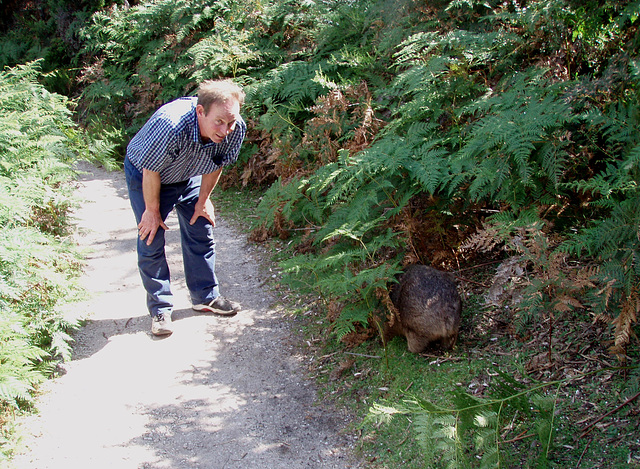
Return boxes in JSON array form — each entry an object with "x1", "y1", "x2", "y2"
[
  {"x1": 319, "y1": 351, "x2": 380, "y2": 360},
  {"x1": 579, "y1": 390, "x2": 640, "y2": 438},
  {"x1": 500, "y1": 431, "x2": 534, "y2": 445},
  {"x1": 491, "y1": 350, "x2": 514, "y2": 356},
  {"x1": 578, "y1": 352, "x2": 614, "y2": 368},
  {"x1": 398, "y1": 422, "x2": 413, "y2": 445},
  {"x1": 420, "y1": 353, "x2": 463, "y2": 362},
  {"x1": 576, "y1": 437, "x2": 592, "y2": 468},
  {"x1": 344, "y1": 352, "x2": 381, "y2": 359},
  {"x1": 454, "y1": 275, "x2": 489, "y2": 288},
  {"x1": 455, "y1": 259, "x2": 503, "y2": 273}
]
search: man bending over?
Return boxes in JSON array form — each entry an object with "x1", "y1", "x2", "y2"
[{"x1": 124, "y1": 79, "x2": 246, "y2": 336}]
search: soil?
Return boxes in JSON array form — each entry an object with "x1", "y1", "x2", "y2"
[{"x1": 9, "y1": 162, "x2": 359, "y2": 469}]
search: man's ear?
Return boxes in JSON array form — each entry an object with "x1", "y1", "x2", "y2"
[{"x1": 196, "y1": 104, "x2": 206, "y2": 117}]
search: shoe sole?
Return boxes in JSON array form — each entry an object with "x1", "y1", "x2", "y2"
[{"x1": 192, "y1": 305, "x2": 239, "y2": 316}]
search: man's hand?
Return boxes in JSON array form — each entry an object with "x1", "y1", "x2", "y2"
[
  {"x1": 138, "y1": 209, "x2": 169, "y2": 245},
  {"x1": 190, "y1": 198, "x2": 216, "y2": 227},
  {"x1": 189, "y1": 170, "x2": 222, "y2": 227},
  {"x1": 138, "y1": 169, "x2": 169, "y2": 245}
]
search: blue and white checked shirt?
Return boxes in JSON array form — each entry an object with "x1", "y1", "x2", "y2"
[{"x1": 126, "y1": 97, "x2": 246, "y2": 184}]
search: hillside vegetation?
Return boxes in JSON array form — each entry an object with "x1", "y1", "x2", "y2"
[{"x1": 1, "y1": 0, "x2": 639, "y2": 467}]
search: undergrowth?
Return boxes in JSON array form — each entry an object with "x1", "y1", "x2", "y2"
[
  {"x1": 278, "y1": 259, "x2": 640, "y2": 468},
  {"x1": 0, "y1": 61, "x2": 114, "y2": 461}
]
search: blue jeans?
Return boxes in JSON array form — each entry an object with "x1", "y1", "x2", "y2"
[{"x1": 124, "y1": 157, "x2": 219, "y2": 317}]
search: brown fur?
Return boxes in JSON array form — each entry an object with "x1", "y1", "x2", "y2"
[{"x1": 384, "y1": 265, "x2": 461, "y2": 353}]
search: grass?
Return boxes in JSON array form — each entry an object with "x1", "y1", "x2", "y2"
[
  {"x1": 211, "y1": 185, "x2": 264, "y2": 234},
  {"x1": 311, "y1": 297, "x2": 637, "y2": 468}
]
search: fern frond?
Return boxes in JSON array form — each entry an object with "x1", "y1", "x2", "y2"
[
  {"x1": 187, "y1": 29, "x2": 259, "y2": 80},
  {"x1": 610, "y1": 289, "x2": 639, "y2": 358},
  {"x1": 371, "y1": 368, "x2": 570, "y2": 468},
  {"x1": 455, "y1": 70, "x2": 572, "y2": 206},
  {"x1": 332, "y1": 303, "x2": 369, "y2": 341},
  {"x1": 0, "y1": 377, "x2": 34, "y2": 407}
]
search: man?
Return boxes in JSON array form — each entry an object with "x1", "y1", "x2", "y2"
[{"x1": 124, "y1": 79, "x2": 246, "y2": 336}]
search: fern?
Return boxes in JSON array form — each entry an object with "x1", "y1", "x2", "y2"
[
  {"x1": 279, "y1": 223, "x2": 402, "y2": 341},
  {"x1": 255, "y1": 84, "x2": 463, "y2": 339},
  {"x1": 246, "y1": 60, "x2": 330, "y2": 114},
  {"x1": 562, "y1": 194, "x2": 640, "y2": 354},
  {"x1": 0, "y1": 313, "x2": 49, "y2": 409},
  {"x1": 0, "y1": 62, "x2": 85, "y2": 422},
  {"x1": 187, "y1": 29, "x2": 260, "y2": 80},
  {"x1": 80, "y1": 0, "x2": 259, "y2": 132},
  {"x1": 559, "y1": 55, "x2": 640, "y2": 353},
  {"x1": 452, "y1": 70, "x2": 573, "y2": 207},
  {"x1": 368, "y1": 370, "x2": 565, "y2": 468}
]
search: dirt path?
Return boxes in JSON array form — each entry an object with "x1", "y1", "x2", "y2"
[{"x1": 10, "y1": 163, "x2": 358, "y2": 469}]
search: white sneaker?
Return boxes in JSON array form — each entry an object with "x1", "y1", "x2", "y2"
[{"x1": 151, "y1": 313, "x2": 173, "y2": 336}]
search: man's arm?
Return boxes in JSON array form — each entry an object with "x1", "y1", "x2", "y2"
[
  {"x1": 138, "y1": 169, "x2": 169, "y2": 245},
  {"x1": 189, "y1": 168, "x2": 223, "y2": 226}
]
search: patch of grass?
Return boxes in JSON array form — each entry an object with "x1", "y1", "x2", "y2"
[
  {"x1": 300, "y1": 324, "x2": 490, "y2": 466},
  {"x1": 211, "y1": 186, "x2": 263, "y2": 233}
]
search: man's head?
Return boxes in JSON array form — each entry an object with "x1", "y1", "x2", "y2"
[
  {"x1": 196, "y1": 80, "x2": 245, "y2": 144},
  {"x1": 197, "y1": 80, "x2": 245, "y2": 113}
]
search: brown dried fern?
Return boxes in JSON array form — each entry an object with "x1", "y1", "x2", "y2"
[
  {"x1": 375, "y1": 286, "x2": 398, "y2": 329},
  {"x1": 461, "y1": 224, "x2": 503, "y2": 253},
  {"x1": 610, "y1": 288, "x2": 639, "y2": 361}
]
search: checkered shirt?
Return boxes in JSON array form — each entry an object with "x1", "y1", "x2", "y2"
[{"x1": 126, "y1": 97, "x2": 246, "y2": 184}]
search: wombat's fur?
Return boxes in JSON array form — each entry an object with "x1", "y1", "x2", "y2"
[{"x1": 384, "y1": 265, "x2": 461, "y2": 353}]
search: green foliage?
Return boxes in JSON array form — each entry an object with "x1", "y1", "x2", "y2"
[
  {"x1": 257, "y1": 145, "x2": 422, "y2": 336},
  {"x1": 368, "y1": 371, "x2": 562, "y2": 468},
  {"x1": 558, "y1": 58, "x2": 640, "y2": 349},
  {"x1": 78, "y1": 0, "x2": 264, "y2": 135},
  {"x1": 249, "y1": 0, "x2": 639, "y2": 360},
  {"x1": 314, "y1": 0, "x2": 421, "y2": 85},
  {"x1": 187, "y1": 28, "x2": 260, "y2": 81},
  {"x1": 245, "y1": 60, "x2": 330, "y2": 125},
  {"x1": 0, "y1": 0, "x2": 122, "y2": 94},
  {"x1": 0, "y1": 312, "x2": 49, "y2": 408},
  {"x1": 452, "y1": 71, "x2": 573, "y2": 207},
  {"x1": 281, "y1": 233, "x2": 402, "y2": 340},
  {"x1": 258, "y1": 0, "x2": 322, "y2": 49},
  {"x1": 0, "y1": 62, "x2": 97, "y2": 446}
]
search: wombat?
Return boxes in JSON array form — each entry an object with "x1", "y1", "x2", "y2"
[{"x1": 384, "y1": 265, "x2": 461, "y2": 353}]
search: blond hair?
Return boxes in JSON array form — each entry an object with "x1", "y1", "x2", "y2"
[{"x1": 197, "y1": 80, "x2": 245, "y2": 114}]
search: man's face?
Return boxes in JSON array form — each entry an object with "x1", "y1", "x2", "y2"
[{"x1": 196, "y1": 99, "x2": 241, "y2": 144}]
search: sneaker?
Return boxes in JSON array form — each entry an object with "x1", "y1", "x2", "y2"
[
  {"x1": 192, "y1": 296, "x2": 241, "y2": 316},
  {"x1": 151, "y1": 313, "x2": 173, "y2": 336}
]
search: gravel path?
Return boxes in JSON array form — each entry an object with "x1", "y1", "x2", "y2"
[{"x1": 10, "y1": 163, "x2": 358, "y2": 469}]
